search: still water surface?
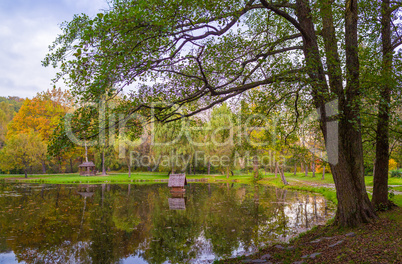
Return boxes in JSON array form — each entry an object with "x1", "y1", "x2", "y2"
[{"x1": 0, "y1": 183, "x2": 334, "y2": 263}]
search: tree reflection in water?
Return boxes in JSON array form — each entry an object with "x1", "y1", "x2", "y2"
[{"x1": 0, "y1": 183, "x2": 335, "y2": 263}]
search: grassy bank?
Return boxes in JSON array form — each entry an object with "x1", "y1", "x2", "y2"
[
  {"x1": 258, "y1": 173, "x2": 338, "y2": 204},
  {"x1": 218, "y1": 207, "x2": 402, "y2": 263},
  {"x1": 212, "y1": 172, "x2": 402, "y2": 263},
  {"x1": 258, "y1": 173, "x2": 402, "y2": 206},
  {"x1": 0, "y1": 172, "x2": 255, "y2": 184}
]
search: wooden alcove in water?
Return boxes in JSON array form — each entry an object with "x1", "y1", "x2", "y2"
[{"x1": 168, "y1": 173, "x2": 187, "y2": 193}]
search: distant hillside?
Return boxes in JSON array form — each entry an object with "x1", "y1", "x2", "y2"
[
  {"x1": 0, "y1": 96, "x2": 24, "y2": 113},
  {"x1": 0, "y1": 96, "x2": 25, "y2": 147}
]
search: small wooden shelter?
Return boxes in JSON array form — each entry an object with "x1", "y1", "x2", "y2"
[
  {"x1": 79, "y1": 161, "x2": 97, "y2": 176},
  {"x1": 168, "y1": 198, "x2": 186, "y2": 210},
  {"x1": 168, "y1": 173, "x2": 187, "y2": 193}
]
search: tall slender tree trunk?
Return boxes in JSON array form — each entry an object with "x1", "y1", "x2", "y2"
[
  {"x1": 253, "y1": 154, "x2": 259, "y2": 179},
  {"x1": 373, "y1": 160, "x2": 376, "y2": 176},
  {"x1": 102, "y1": 150, "x2": 107, "y2": 175},
  {"x1": 279, "y1": 166, "x2": 288, "y2": 185},
  {"x1": 372, "y1": 0, "x2": 393, "y2": 208},
  {"x1": 128, "y1": 164, "x2": 131, "y2": 178},
  {"x1": 304, "y1": 163, "x2": 308, "y2": 177},
  {"x1": 42, "y1": 160, "x2": 46, "y2": 174},
  {"x1": 70, "y1": 158, "x2": 73, "y2": 173},
  {"x1": 322, "y1": 164, "x2": 326, "y2": 180},
  {"x1": 58, "y1": 156, "x2": 62, "y2": 173},
  {"x1": 294, "y1": 163, "x2": 297, "y2": 176},
  {"x1": 274, "y1": 162, "x2": 278, "y2": 178},
  {"x1": 312, "y1": 161, "x2": 316, "y2": 177},
  {"x1": 24, "y1": 168, "x2": 27, "y2": 178},
  {"x1": 84, "y1": 141, "x2": 88, "y2": 162}
]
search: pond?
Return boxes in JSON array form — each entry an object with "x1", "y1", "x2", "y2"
[{"x1": 0, "y1": 183, "x2": 335, "y2": 264}]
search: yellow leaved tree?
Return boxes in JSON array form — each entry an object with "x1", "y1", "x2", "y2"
[{"x1": 0, "y1": 131, "x2": 46, "y2": 178}]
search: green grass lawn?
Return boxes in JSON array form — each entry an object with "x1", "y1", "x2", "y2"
[
  {"x1": 259, "y1": 172, "x2": 402, "y2": 206},
  {"x1": 1, "y1": 170, "x2": 401, "y2": 205},
  {"x1": 258, "y1": 172, "x2": 338, "y2": 204},
  {"x1": 365, "y1": 175, "x2": 402, "y2": 186},
  {"x1": 0, "y1": 171, "x2": 255, "y2": 184}
]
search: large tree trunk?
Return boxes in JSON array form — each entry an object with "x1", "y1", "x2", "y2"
[
  {"x1": 294, "y1": 163, "x2": 297, "y2": 176},
  {"x1": 292, "y1": 0, "x2": 377, "y2": 226},
  {"x1": 332, "y1": 0, "x2": 376, "y2": 225},
  {"x1": 372, "y1": 0, "x2": 392, "y2": 208},
  {"x1": 207, "y1": 161, "x2": 211, "y2": 175},
  {"x1": 24, "y1": 168, "x2": 27, "y2": 178}
]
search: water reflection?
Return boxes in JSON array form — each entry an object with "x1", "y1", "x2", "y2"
[{"x1": 0, "y1": 183, "x2": 334, "y2": 263}]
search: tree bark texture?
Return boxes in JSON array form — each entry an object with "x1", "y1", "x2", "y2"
[{"x1": 294, "y1": 0, "x2": 376, "y2": 226}]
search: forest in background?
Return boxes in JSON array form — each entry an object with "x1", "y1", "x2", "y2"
[{"x1": 0, "y1": 87, "x2": 400, "y2": 179}]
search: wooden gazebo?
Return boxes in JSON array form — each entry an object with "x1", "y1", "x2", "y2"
[
  {"x1": 79, "y1": 162, "x2": 97, "y2": 176},
  {"x1": 168, "y1": 173, "x2": 187, "y2": 193}
]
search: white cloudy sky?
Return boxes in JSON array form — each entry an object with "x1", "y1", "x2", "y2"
[{"x1": 0, "y1": 0, "x2": 110, "y2": 98}]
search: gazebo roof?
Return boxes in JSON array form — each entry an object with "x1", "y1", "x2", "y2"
[
  {"x1": 168, "y1": 174, "x2": 187, "y2": 187},
  {"x1": 168, "y1": 198, "x2": 186, "y2": 210},
  {"x1": 79, "y1": 161, "x2": 96, "y2": 167},
  {"x1": 77, "y1": 191, "x2": 94, "y2": 198}
]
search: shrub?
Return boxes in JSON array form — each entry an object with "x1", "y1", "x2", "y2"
[
  {"x1": 390, "y1": 169, "x2": 402, "y2": 178},
  {"x1": 389, "y1": 159, "x2": 397, "y2": 171}
]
